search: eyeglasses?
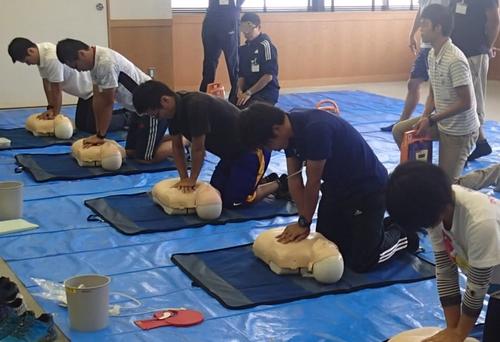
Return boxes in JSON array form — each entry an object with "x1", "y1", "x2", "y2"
[{"x1": 240, "y1": 22, "x2": 257, "y2": 34}]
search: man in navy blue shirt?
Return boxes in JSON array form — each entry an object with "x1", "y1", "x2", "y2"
[
  {"x1": 132, "y1": 80, "x2": 285, "y2": 209},
  {"x1": 199, "y1": 0, "x2": 245, "y2": 103},
  {"x1": 240, "y1": 103, "x2": 418, "y2": 272},
  {"x1": 236, "y1": 13, "x2": 280, "y2": 108}
]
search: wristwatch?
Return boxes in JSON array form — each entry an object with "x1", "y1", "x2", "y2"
[
  {"x1": 245, "y1": 90, "x2": 252, "y2": 97},
  {"x1": 298, "y1": 215, "x2": 311, "y2": 228},
  {"x1": 96, "y1": 132, "x2": 106, "y2": 139},
  {"x1": 46, "y1": 105, "x2": 54, "y2": 110}
]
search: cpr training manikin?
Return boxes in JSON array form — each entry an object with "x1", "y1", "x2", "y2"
[
  {"x1": 25, "y1": 113, "x2": 74, "y2": 139},
  {"x1": 253, "y1": 227, "x2": 344, "y2": 284},
  {"x1": 152, "y1": 178, "x2": 223, "y2": 220},
  {"x1": 71, "y1": 139, "x2": 125, "y2": 171}
]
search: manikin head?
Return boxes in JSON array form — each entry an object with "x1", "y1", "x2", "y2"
[
  {"x1": 100, "y1": 143, "x2": 124, "y2": 171},
  {"x1": 53, "y1": 115, "x2": 74, "y2": 139},
  {"x1": 8, "y1": 37, "x2": 39, "y2": 65},
  {"x1": 195, "y1": 185, "x2": 223, "y2": 220}
]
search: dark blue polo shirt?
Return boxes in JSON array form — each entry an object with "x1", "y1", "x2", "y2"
[
  {"x1": 285, "y1": 109, "x2": 388, "y2": 203},
  {"x1": 168, "y1": 92, "x2": 245, "y2": 159},
  {"x1": 238, "y1": 33, "x2": 280, "y2": 104},
  {"x1": 451, "y1": 0, "x2": 499, "y2": 57}
]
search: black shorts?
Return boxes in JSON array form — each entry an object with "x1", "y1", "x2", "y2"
[
  {"x1": 125, "y1": 114, "x2": 169, "y2": 161},
  {"x1": 75, "y1": 97, "x2": 130, "y2": 133}
]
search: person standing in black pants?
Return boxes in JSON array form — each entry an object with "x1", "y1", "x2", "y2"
[{"x1": 199, "y1": 0, "x2": 245, "y2": 104}]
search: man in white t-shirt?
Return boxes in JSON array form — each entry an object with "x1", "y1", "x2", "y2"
[
  {"x1": 56, "y1": 38, "x2": 173, "y2": 163},
  {"x1": 393, "y1": 4, "x2": 479, "y2": 182},
  {"x1": 381, "y1": 0, "x2": 450, "y2": 132},
  {"x1": 387, "y1": 161, "x2": 500, "y2": 342},
  {"x1": 7, "y1": 37, "x2": 128, "y2": 133}
]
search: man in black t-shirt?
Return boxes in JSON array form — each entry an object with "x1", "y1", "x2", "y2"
[
  {"x1": 451, "y1": 0, "x2": 499, "y2": 161},
  {"x1": 132, "y1": 80, "x2": 281, "y2": 208}
]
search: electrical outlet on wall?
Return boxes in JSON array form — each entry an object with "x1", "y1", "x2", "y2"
[{"x1": 147, "y1": 67, "x2": 156, "y2": 79}]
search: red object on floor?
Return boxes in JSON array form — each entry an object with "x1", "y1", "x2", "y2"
[
  {"x1": 134, "y1": 309, "x2": 204, "y2": 330},
  {"x1": 316, "y1": 99, "x2": 340, "y2": 115}
]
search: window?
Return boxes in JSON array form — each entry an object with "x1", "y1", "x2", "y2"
[
  {"x1": 325, "y1": 0, "x2": 384, "y2": 11},
  {"x1": 263, "y1": 0, "x2": 308, "y2": 11},
  {"x1": 172, "y1": 0, "x2": 417, "y2": 12}
]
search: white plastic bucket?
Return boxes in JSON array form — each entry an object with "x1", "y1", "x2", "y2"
[
  {"x1": 0, "y1": 181, "x2": 23, "y2": 221},
  {"x1": 64, "y1": 274, "x2": 111, "y2": 332}
]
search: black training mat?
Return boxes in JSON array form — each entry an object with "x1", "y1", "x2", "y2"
[
  {"x1": 171, "y1": 244, "x2": 436, "y2": 309},
  {"x1": 15, "y1": 153, "x2": 176, "y2": 182},
  {"x1": 85, "y1": 193, "x2": 298, "y2": 235},
  {"x1": 0, "y1": 128, "x2": 126, "y2": 150}
]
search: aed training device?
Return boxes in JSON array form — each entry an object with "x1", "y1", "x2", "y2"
[{"x1": 400, "y1": 130, "x2": 433, "y2": 163}]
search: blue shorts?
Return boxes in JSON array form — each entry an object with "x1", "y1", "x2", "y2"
[
  {"x1": 409, "y1": 48, "x2": 430, "y2": 81},
  {"x1": 210, "y1": 148, "x2": 271, "y2": 208}
]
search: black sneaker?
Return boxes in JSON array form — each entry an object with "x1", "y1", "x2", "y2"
[
  {"x1": 380, "y1": 123, "x2": 395, "y2": 132},
  {"x1": 260, "y1": 172, "x2": 279, "y2": 185},
  {"x1": 7, "y1": 298, "x2": 26, "y2": 316},
  {"x1": 404, "y1": 228, "x2": 420, "y2": 254},
  {"x1": 0, "y1": 278, "x2": 19, "y2": 305},
  {"x1": 468, "y1": 140, "x2": 492, "y2": 161},
  {"x1": 275, "y1": 174, "x2": 292, "y2": 201},
  {"x1": 382, "y1": 216, "x2": 394, "y2": 230}
]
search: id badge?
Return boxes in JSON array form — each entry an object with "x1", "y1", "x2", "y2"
[
  {"x1": 219, "y1": 0, "x2": 229, "y2": 5},
  {"x1": 251, "y1": 63, "x2": 260, "y2": 73},
  {"x1": 456, "y1": 2, "x2": 467, "y2": 15}
]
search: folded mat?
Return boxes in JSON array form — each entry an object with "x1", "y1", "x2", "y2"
[
  {"x1": 85, "y1": 193, "x2": 298, "y2": 235},
  {"x1": 0, "y1": 128, "x2": 127, "y2": 150},
  {"x1": 15, "y1": 153, "x2": 176, "y2": 182},
  {"x1": 171, "y1": 244, "x2": 435, "y2": 309}
]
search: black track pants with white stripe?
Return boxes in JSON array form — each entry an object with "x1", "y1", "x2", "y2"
[
  {"x1": 125, "y1": 113, "x2": 169, "y2": 161},
  {"x1": 316, "y1": 189, "x2": 409, "y2": 273}
]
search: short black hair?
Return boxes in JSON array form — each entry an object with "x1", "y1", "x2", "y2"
[
  {"x1": 239, "y1": 103, "x2": 286, "y2": 149},
  {"x1": 386, "y1": 161, "x2": 453, "y2": 230},
  {"x1": 56, "y1": 38, "x2": 89, "y2": 64},
  {"x1": 421, "y1": 4, "x2": 454, "y2": 37},
  {"x1": 132, "y1": 80, "x2": 176, "y2": 114},
  {"x1": 8, "y1": 37, "x2": 36, "y2": 63},
  {"x1": 241, "y1": 12, "x2": 261, "y2": 26}
]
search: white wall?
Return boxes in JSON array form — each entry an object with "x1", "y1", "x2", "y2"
[
  {"x1": 0, "y1": 0, "x2": 108, "y2": 108},
  {"x1": 109, "y1": 0, "x2": 172, "y2": 20}
]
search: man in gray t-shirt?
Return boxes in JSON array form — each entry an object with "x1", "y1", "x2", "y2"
[{"x1": 381, "y1": 0, "x2": 450, "y2": 132}]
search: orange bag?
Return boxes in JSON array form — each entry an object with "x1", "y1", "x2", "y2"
[
  {"x1": 400, "y1": 130, "x2": 433, "y2": 163},
  {"x1": 207, "y1": 82, "x2": 226, "y2": 99}
]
